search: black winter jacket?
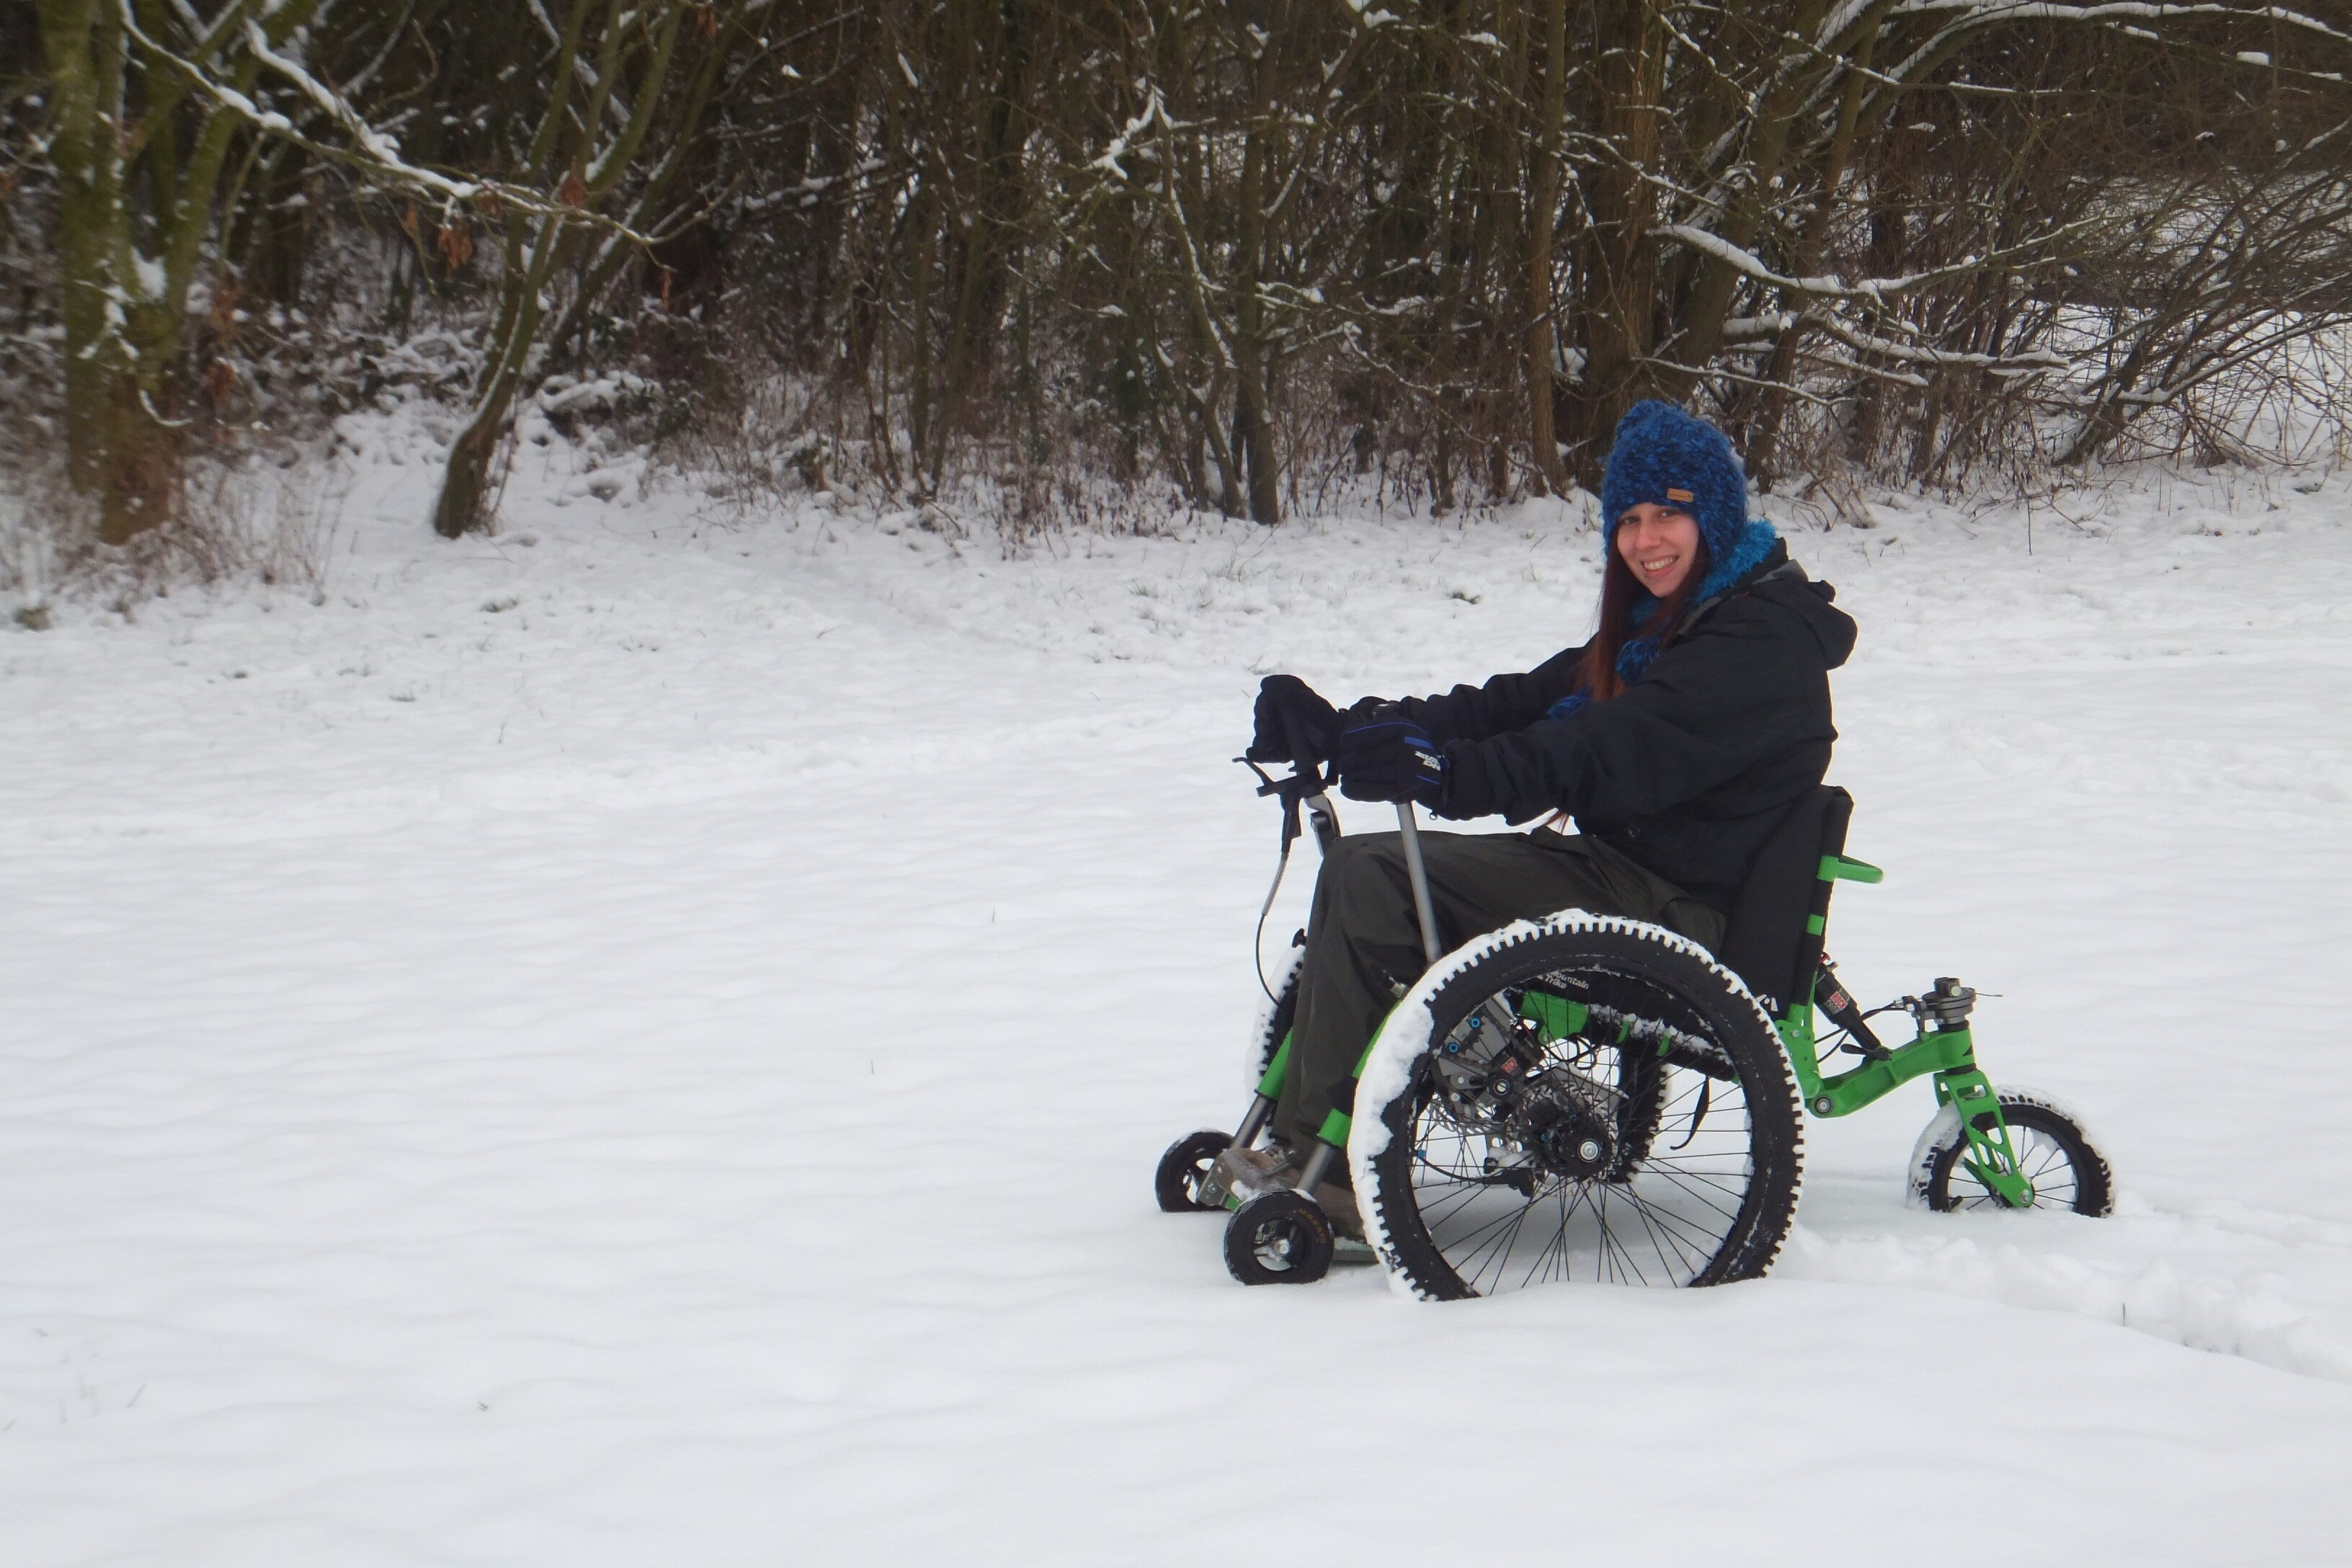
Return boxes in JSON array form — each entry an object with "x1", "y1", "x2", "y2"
[{"x1": 1395, "y1": 543, "x2": 1856, "y2": 909}]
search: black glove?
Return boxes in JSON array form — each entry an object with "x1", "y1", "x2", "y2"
[
  {"x1": 1433, "y1": 741, "x2": 1500, "y2": 821},
  {"x1": 1246, "y1": 674, "x2": 1342, "y2": 763},
  {"x1": 1332, "y1": 714, "x2": 1448, "y2": 808}
]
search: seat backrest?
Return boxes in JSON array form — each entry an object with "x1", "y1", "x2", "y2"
[{"x1": 1716, "y1": 785, "x2": 1853, "y2": 1016}]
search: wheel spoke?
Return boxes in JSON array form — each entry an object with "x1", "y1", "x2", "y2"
[
  {"x1": 1594, "y1": 1188, "x2": 1657, "y2": 1286},
  {"x1": 1623, "y1": 1192, "x2": 1711, "y2": 1278},
  {"x1": 1626, "y1": 1162, "x2": 1751, "y2": 1228},
  {"x1": 1515, "y1": 1189, "x2": 1578, "y2": 1290}
]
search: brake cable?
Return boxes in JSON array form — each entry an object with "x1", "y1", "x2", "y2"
[
  {"x1": 1239, "y1": 706, "x2": 1331, "y2": 1004},
  {"x1": 1239, "y1": 755, "x2": 1306, "y2": 1004}
]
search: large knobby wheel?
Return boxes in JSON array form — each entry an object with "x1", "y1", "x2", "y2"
[
  {"x1": 1920, "y1": 1094, "x2": 2113, "y2": 1216},
  {"x1": 1362, "y1": 919, "x2": 1803, "y2": 1299}
]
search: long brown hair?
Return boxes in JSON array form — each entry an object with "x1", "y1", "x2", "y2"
[{"x1": 1574, "y1": 530, "x2": 1712, "y2": 702}]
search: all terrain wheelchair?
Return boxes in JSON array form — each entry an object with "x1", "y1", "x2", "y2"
[{"x1": 1155, "y1": 750, "x2": 2113, "y2": 1294}]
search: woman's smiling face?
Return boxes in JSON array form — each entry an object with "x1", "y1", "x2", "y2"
[{"x1": 1615, "y1": 502, "x2": 1701, "y2": 597}]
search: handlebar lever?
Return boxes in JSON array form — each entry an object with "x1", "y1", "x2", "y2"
[
  {"x1": 1237, "y1": 754, "x2": 1317, "y2": 852},
  {"x1": 1238, "y1": 756, "x2": 1289, "y2": 798}
]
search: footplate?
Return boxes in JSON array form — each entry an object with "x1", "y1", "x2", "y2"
[{"x1": 1201, "y1": 1146, "x2": 1368, "y2": 1245}]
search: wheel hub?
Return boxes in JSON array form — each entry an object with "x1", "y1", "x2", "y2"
[
  {"x1": 1523, "y1": 1095, "x2": 1616, "y2": 1181},
  {"x1": 1253, "y1": 1226, "x2": 1299, "y2": 1268}
]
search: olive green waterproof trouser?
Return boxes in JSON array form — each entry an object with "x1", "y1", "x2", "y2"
[{"x1": 1275, "y1": 829, "x2": 1726, "y2": 1152}]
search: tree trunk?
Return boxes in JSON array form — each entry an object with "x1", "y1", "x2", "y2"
[
  {"x1": 42, "y1": 0, "x2": 139, "y2": 533},
  {"x1": 1231, "y1": 4, "x2": 1286, "y2": 525},
  {"x1": 1524, "y1": 0, "x2": 1569, "y2": 495},
  {"x1": 98, "y1": 370, "x2": 182, "y2": 543},
  {"x1": 433, "y1": 412, "x2": 507, "y2": 539},
  {"x1": 426, "y1": 0, "x2": 738, "y2": 535},
  {"x1": 1566, "y1": 0, "x2": 1667, "y2": 486},
  {"x1": 432, "y1": 254, "x2": 548, "y2": 538},
  {"x1": 40, "y1": 0, "x2": 319, "y2": 543}
]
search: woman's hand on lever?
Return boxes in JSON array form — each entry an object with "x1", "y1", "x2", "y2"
[
  {"x1": 1246, "y1": 674, "x2": 1343, "y2": 763},
  {"x1": 1332, "y1": 711, "x2": 1448, "y2": 809}
]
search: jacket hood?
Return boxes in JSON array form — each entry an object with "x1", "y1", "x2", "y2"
[
  {"x1": 1678, "y1": 540, "x2": 1854, "y2": 672},
  {"x1": 1746, "y1": 561, "x2": 1856, "y2": 671}
]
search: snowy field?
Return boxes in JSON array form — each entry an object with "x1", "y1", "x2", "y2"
[{"x1": 6, "y1": 418, "x2": 2352, "y2": 1565}]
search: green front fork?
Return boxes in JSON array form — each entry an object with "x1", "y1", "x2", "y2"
[{"x1": 1775, "y1": 1004, "x2": 2034, "y2": 1207}]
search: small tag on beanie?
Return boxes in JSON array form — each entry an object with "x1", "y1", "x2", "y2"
[{"x1": 1665, "y1": 486, "x2": 1694, "y2": 502}]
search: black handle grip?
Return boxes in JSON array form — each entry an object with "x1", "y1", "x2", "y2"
[{"x1": 1279, "y1": 707, "x2": 1324, "y2": 793}]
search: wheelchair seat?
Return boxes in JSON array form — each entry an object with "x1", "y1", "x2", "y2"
[{"x1": 1716, "y1": 785, "x2": 1855, "y2": 1017}]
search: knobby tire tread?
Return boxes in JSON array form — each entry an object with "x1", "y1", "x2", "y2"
[
  {"x1": 1925, "y1": 1095, "x2": 2112, "y2": 1216},
  {"x1": 1366, "y1": 922, "x2": 1804, "y2": 1299}
]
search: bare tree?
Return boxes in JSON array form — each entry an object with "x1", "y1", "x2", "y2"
[
  {"x1": 35, "y1": 0, "x2": 342, "y2": 542},
  {"x1": 430, "y1": 0, "x2": 772, "y2": 538}
]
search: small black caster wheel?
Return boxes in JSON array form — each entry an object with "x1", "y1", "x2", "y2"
[
  {"x1": 1155, "y1": 1129, "x2": 1233, "y2": 1213},
  {"x1": 1224, "y1": 1188, "x2": 1335, "y2": 1285}
]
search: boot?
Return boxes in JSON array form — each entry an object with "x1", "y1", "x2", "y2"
[{"x1": 1209, "y1": 1141, "x2": 1363, "y2": 1241}]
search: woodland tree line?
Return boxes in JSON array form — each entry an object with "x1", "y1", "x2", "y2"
[{"x1": 7, "y1": 0, "x2": 2352, "y2": 549}]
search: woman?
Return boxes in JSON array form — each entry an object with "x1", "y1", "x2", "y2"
[{"x1": 1246, "y1": 401, "x2": 1856, "y2": 1158}]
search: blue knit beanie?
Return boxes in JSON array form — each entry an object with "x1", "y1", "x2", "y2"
[{"x1": 1599, "y1": 400, "x2": 1776, "y2": 605}]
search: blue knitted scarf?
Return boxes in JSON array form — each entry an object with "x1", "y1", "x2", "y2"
[{"x1": 1546, "y1": 519, "x2": 1780, "y2": 721}]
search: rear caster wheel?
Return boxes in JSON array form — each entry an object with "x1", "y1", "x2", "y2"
[
  {"x1": 1913, "y1": 1092, "x2": 2112, "y2": 1216},
  {"x1": 1155, "y1": 1129, "x2": 1233, "y2": 1213},
  {"x1": 1224, "y1": 1189, "x2": 1335, "y2": 1285}
]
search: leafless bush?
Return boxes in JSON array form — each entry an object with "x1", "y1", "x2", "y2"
[
  {"x1": 0, "y1": 450, "x2": 85, "y2": 626},
  {"x1": 159, "y1": 465, "x2": 339, "y2": 594},
  {"x1": 661, "y1": 343, "x2": 1180, "y2": 554},
  {"x1": 0, "y1": 451, "x2": 337, "y2": 623}
]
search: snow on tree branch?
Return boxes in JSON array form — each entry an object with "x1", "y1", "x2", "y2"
[
  {"x1": 1656, "y1": 223, "x2": 1959, "y2": 301},
  {"x1": 1885, "y1": 0, "x2": 2352, "y2": 48}
]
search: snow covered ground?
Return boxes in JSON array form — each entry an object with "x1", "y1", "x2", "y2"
[{"x1": 5, "y1": 418, "x2": 2351, "y2": 1564}]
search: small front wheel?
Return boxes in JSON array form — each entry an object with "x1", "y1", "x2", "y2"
[
  {"x1": 1916, "y1": 1093, "x2": 2113, "y2": 1216},
  {"x1": 1224, "y1": 1189, "x2": 1335, "y2": 1285},
  {"x1": 1155, "y1": 1130, "x2": 1233, "y2": 1213}
]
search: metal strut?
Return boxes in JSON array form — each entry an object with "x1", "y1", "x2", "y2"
[{"x1": 1395, "y1": 801, "x2": 1443, "y2": 967}]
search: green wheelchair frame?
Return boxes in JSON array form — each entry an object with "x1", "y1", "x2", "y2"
[
  {"x1": 1164, "y1": 762, "x2": 2084, "y2": 1283},
  {"x1": 1229, "y1": 845, "x2": 2031, "y2": 1216}
]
